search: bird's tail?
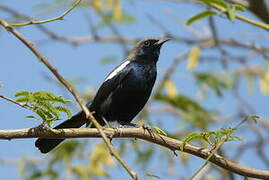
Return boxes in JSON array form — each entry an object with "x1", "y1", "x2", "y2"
[{"x1": 35, "y1": 112, "x2": 86, "y2": 153}]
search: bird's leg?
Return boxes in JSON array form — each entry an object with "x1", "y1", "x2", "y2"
[
  {"x1": 118, "y1": 121, "x2": 137, "y2": 127},
  {"x1": 101, "y1": 117, "x2": 116, "y2": 142},
  {"x1": 102, "y1": 118, "x2": 125, "y2": 137},
  {"x1": 101, "y1": 116, "x2": 111, "y2": 128},
  {"x1": 141, "y1": 124, "x2": 152, "y2": 131},
  {"x1": 114, "y1": 124, "x2": 124, "y2": 136}
]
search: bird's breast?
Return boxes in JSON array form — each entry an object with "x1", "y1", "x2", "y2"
[
  {"x1": 98, "y1": 62, "x2": 157, "y2": 123},
  {"x1": 126, "y1": 63, "x2": 157, "y2": 90}
]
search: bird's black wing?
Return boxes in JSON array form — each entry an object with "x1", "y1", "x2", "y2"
[{"x1": 89, "y1": 62, "x2": 132, "y2": 110}]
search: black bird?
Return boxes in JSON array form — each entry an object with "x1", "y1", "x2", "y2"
[{"x1": 35, "y1": 38, "x2": 170, "y2": 153}]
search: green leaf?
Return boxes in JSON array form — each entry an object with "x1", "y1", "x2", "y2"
[
  {"x1": 152, "y1": 126, "x2": 167, "y2": 136},
  {"x1": 198, "y1": 0, "x2": 245, "y2": 23},
  {"x1": 71, "y1": 166, "x2": 90, "y2": 180},
  {"x1": 185, "y1": 10, "x2": 217, "y2": 26},
  {"x1": 233, "y1": 4, "x2": 246, "y2": 11},
  {"x1": 144, "y1": 173, "x2": 161, "y2": 179},
  {"x1": 25, "y1": 115, "x2": 36, "y2": 119},
  {"x1": 198, "y1": 0, "x2": 227, "y2": 9},
  {"x1": 14, "y1": 91, "x2": 31, "y2": 97},
  {"x1": 55, "y1": 106, "x2": 72, "y2": 119},
  {"x1": 155, "y1": 93, "x2": 213, "y2": 129},
  {"x1": 33, "y1": 91, "x2": 69, "y2": 103},
  {"x1": 100, "y1": 56, "x2": 117, "y2": 65},
  {"x1": 180, "y1": 127, "x2": 243, "y2": 150},
  {"x1": 195, "y1": 72, "x2": 233, "y2": 97},
  {"x1": 227, "y1": 4, "x2": 236, "y2": 22},
  {"x1": 32, "y1": 107, "x2": 47, "y2": 121},
  {"x1": 15, "y1": 97, "x2": 30, "y2": 103},
  {"x1": 120, "y1": 12, "x2": 136, "y2": 23},
  {"x1": 180, "y1": 132, "x2": 205, "y2": 150},
  {"x1": 14, "y1": 90, "x2": 72, "y2": 126},
  {"x1": 40, "y1": 102, "x2": 60, "y2": 119}
]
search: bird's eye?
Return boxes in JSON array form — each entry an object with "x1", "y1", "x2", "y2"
[{"x1": 144, "y1": 41, "x2": 150, "y2": 47}]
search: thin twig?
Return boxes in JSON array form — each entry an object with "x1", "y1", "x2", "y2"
[
  {"x1": 10, "y1": 0, "x2": 82, "y2": 26},
  {"x1": 0, "y1": 94, "x2": 29, "y2": 109},
  {"x1": 189, "y1": 137, "x2": 226, "y2": 179},
  {"x1": 153, "y1": 51, "x2": 189, "y2": 97},
  {"x1": 0, "y1": 19, "x2": 137, "y2": 180}
]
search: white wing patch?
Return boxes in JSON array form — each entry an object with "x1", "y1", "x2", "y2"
[{"x1": 105, "y1": 60, "x2": 130, "y2": 81}]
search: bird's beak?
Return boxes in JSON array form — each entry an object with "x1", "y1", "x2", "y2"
[{"x1": 155, "y1": 37, "x2": 172, "y2": 47}]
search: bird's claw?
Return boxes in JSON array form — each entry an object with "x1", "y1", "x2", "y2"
[
  {"x1": 113, "y1": 125, "x2": 123, "y2": 136},
  {"x1": 108, "y1": 135, "x2": 113, "y2": 144},
  {"x1": 36, "y1": 123, "x2": 49, "y2": 130},
  {"x1": 141, "y1": 124, "x2": 152, "y2": 131}
]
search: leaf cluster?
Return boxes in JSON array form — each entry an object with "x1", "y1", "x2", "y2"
[
  {"x1": 14, "y1": 91, "x2": 72, "y2": 126},
  {"x1": 20, "y1": 141, "x2": 87, "y2": 180},
  {"x1": 90, "y1": 0, "x2": 135, "y2": 28},
  {"x1": 180, "y1": 127, "x2": 243, "y2": 150},
  {"x1": 195, "y1": 72, "x2": 234, "y2": 97},
  {"x1": 156, "y1": 93, "x2": 213, "y2": 129},
  {"x1": 186, "y1": 0, "x2": 245, "y2": 25}
]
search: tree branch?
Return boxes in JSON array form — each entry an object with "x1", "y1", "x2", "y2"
[{"x1": 0, "y1": 127, "x2": 268, "y2": 179}]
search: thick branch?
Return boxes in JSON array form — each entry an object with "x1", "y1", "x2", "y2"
[{"x1": 0, "y1": 127, "x2": 269, "y2": 179}]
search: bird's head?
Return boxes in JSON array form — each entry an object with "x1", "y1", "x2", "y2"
[{"x1": 128, "y1": 38, "x2": 171, "y2": 63}]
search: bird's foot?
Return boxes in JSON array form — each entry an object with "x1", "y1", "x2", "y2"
[
  {"x1": 118, "y1": 121, "x2": 136, "y2": 128},
  {"x1": 107, "y1": 125, "x2": 121, "y2": 143},
  {"x1": 118, "y1": 121, "x2": 152, "y2": 131},
  {"x1": 112, "y1": 125, "x2": 123, "y2": 136},
  {"x1": 141, "y1": 124, "x2": 152, "y2": 131},
  {"x1": 35, "y1": 122, "x2": 49, "y2": 130}
]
